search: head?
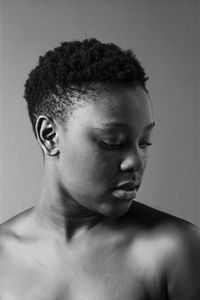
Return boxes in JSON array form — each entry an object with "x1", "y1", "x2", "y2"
[{"x1": 24, "y1": 38, "x2": 155, "y2": 217}]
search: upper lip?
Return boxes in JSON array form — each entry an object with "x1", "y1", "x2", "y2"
[{"x1": 115, "y1": 181, "x2": 140, "y2": 191}]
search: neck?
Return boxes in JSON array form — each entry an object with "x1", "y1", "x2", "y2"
[{"x1": 34, "y1": 160, "x2": 105, "y2": 241}]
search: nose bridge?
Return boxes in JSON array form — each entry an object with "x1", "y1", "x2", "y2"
[{"x1": 120, "y1": 147, "x2": 143, "y2": 171}]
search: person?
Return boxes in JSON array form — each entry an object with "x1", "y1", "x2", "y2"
[{"x1": 0, "y1": 38, "x2": 199, "y2": 300}]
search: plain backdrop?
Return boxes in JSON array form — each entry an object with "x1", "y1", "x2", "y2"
[{"x1": 0, "y1": 0, "x2": 200, "y2": 226}]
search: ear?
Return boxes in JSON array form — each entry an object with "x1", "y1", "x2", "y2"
[{"x1": 35, "y1": 115, "x2": 59, "y2": 156}]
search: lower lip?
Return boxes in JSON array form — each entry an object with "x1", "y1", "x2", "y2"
[{"x1": 112, "y1": 189, "x2": 137, "y2": 200}]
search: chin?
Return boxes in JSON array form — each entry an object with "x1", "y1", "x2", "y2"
[{"x1": 99, "y1": 202, "x2": 132, "y2": 217}]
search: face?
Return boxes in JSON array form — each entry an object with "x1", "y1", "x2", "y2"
[{"x1": 56, "y1": 86, "x2": 155, "y2": 217}]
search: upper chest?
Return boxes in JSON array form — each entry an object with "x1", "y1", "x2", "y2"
[{"x1": 0, "y1": 232, "x2": 167, "y2": 300}]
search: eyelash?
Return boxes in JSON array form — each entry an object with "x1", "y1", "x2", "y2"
[
  {"x1": 100, "y1": 141, "x2": 152, "y2": 150},
  {"x1": 139, "y1": 142, "x2": 152, "y2": 149},
  {"x1": 100, "y1": 141, "x2": 125, "y2": 150}
]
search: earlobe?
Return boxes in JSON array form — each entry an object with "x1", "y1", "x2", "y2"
[{"x1": 35, "y1": 115, "x2": 59, "y2": 156}]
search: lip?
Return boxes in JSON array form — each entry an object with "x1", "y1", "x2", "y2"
[
  {"x1": 115, "y1": 181, "x2": 140, "y2": 191},
  {"x1": 112, "y1": 189, "x2": 137, "y2": 200},
  {"x1": 111, "y1": 181, "x2": 140, "y2": 201}
]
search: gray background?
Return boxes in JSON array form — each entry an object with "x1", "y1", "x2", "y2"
[{"x1": 0, "y1": 0, "x2": 200, "y2": 226}]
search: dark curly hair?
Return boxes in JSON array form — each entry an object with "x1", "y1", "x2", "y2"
[{"x1": 24, "y1": 38, "x2": 148, "y2": 136}]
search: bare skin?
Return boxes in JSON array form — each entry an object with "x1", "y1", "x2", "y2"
[
  {"x1": 0, "y1": 86, "x2": 200, "y2": 299},
  {"x1": 0, "y1": 203, "x2": 200, "y2": 300}
]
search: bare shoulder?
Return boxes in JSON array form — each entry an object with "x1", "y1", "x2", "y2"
[
  {"x1": 0, "y1": 207, "x2": 35, "y2": 235},
  {"x1": 162, "y1": 217, "x2": 200, "y2": 299},
  {"x1": 0, "y1": 207, "x2": 35, "y2": 261},
  {"x1": 128, "y1": 200, "x2": 200, "y2": 236},
  {"x1": 128, "y1": 201, "x2": 200, "y2": 258},
  {"x1": 0, "y1": 215, "x2": 21, "y2": 285},
  {"x1": 0, "y1": 208, "x2": 49, "y2": 298},
  {"x1": 127, "y1": 201, "x2": 200, "y2": 299}
]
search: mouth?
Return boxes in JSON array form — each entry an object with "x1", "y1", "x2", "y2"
[
  {"x1": 115, "y1": 181, "x2": 140, "y2": 191},
  {"x1": 111, "y1": 181, "x2": 140, "y2": 200},
  {"x1": 112, "y1": 188, "x2": 137, "y2": 200}
]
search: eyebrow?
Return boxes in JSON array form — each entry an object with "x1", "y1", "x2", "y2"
[{"x1": 99, "y1": 121, "x2": 156, "y2": 131}]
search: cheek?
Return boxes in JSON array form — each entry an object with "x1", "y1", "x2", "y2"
[
  {"x1": 59, "y1": 142, "x2": 119, "y2": 191},
  {"x1": 142, "y1": 151, "x2": 149, "y2": 171}
]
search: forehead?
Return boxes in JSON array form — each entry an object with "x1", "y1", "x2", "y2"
[{"x1": 68, "y1": 86, "x2": 154, "y2": 132}]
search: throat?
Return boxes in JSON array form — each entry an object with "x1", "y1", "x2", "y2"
[{"x1": 34, "y1": 194, "x2": 105, "y2": 241}]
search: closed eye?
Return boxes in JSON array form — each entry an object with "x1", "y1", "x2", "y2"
[
  {"x1": 139, "y1": 142, "x2": 152, "y2": 149},
  {"x1": 100, "y1": 140, "x2": 152, "y2": 150},
  {"x1": 100, "y1": 141, "x2": 126, "y2": 150}
]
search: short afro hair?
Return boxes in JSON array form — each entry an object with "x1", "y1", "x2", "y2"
[{"x1": 24, "y1": 38, "x2": 148, "y2": 136}]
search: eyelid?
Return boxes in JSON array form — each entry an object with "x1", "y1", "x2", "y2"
[
  {"x1": 100, "y1": 140, "x2": 126, "y2": 150},
  {"x1": 98, "y1": 134, "x2": 126, "y2": 145},
  {"x1": 139, "y1": 141, "x2": 152, "y2": 148}
]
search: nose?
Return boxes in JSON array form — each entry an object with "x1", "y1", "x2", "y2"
[{"x1": 120, "y1": 149, "x2": 144, "y2": 173}]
